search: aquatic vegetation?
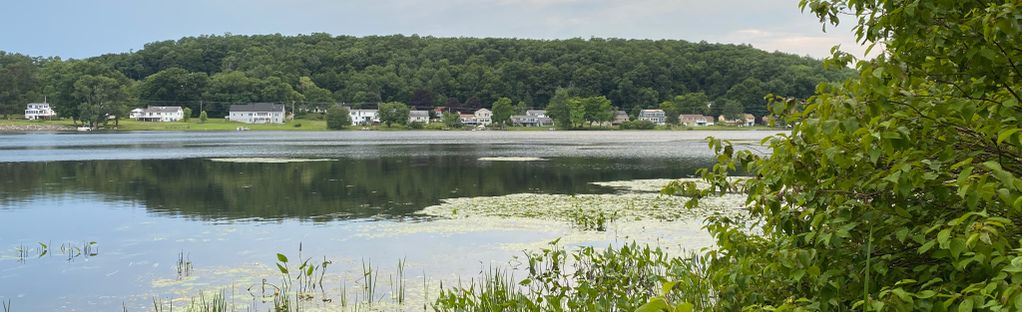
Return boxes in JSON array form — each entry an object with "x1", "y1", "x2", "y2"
[
  {"x1": 2, "y1": 299, "x2": 9, "y2": 312},
  {"x1": 590, "y1": 178, "x2": 686, "y2": 193},
  {"x1": 208, "y1": 158, "x2": 336, "y2": 164},
  {"x1": 177, "y1": 251, "x2": 193, "y2": 280},
  {"x1": 567, "y1": 206, "x2": 617, "y2": 232},
  {"x1": 434, "y1": 240, "x2": 711, "y2": 311},
  {"x1": 421, "y1": 192, "x2": 744, "y2": 223}
]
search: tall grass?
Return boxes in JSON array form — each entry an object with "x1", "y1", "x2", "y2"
[{"x1": 434, "y1": 241, "x2": 713, "y2": 311}]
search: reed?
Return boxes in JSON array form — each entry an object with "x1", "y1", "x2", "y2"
[{"x1": 176, "y1": 251, "x2": 193, "y2": 280}]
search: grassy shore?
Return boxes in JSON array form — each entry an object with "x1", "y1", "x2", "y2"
[{"x1": 0, "y1": 118, "x2": 780, "y2": 132}]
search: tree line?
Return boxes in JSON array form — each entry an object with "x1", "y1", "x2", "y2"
[{"x1": 0, "y1": 34, "x2": 852, "y2": 125}]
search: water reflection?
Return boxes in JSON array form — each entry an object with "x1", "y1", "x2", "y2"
[{"x1": 0, "y1": 156, "x2": 710, "y2": 220}]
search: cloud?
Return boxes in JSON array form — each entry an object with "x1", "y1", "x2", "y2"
[{"x1": 722, "y1": 28, "x2": 871, "y2": 59}]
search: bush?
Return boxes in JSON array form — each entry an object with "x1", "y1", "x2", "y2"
[
  {"x1": 442, "y1": 112, "x2": 462, "y2": 129},
  {"x1": 198, "y1": 111, "x2": 208, "y2": 123},
  {"x1": 655, "y1": 1, "x2": 1022, "y2": 310},
  {"x1": 182, "y1": 107, "x2": 192, "y2": 121},
  {"x1": 619, "y1": 120, "x2": 655, "y2": 130},
  {"x1": 408, "y1": 121, "x2": 425, "y2": 129},
  {"x1": 326, "y1": 106, "x2": 351, "y2": 130}
]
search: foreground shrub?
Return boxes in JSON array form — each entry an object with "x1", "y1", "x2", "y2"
[{"x1": 658, "y1": 0, "x2": 1022, "y2": 310}]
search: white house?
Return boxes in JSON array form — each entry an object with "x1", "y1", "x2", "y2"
[
  {"x1": 460, "y1": 113, "x2": 478, "y2": 125},
  {"x1": 408, "y1": 110, "x2": 430, "y2": 124},
  {"x1": 25, "y1": 103, "x2": 57, "y2": 120},
  {"x1": 638, "y1": 109, "x2": 666, "y2": 125},
  {"x1": 349, "y1": 109, "x2": 379, "y2": 125},
  {"x1": 130, "y1": 106, "x2": 184, "y2": 122},
  {"x1": 679, "y1": 114, "x2": 716, "y2": 126},
  {"x1": 511, "y1": 110, "x2": 554, "y2": 127},
  {"x1": 717, "y1": 113, "x2": 756, "y2": 127},
  {"x1": 228, "y1": 103, "x2": 286, "y2": 124},
  {"x1": 474, "y1": 108, "x2": 492, "y2": 126}
]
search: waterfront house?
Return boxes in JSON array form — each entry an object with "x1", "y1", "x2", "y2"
[
  {"x1": 511, "y1": 110, "x2": 553, "y2": 127},
  {"x1": 679, "y1": 114, "x2": 711, "y2": 126},
  {"x1": 130, "y1": 106, "x2": 184, "y2": 122},
  {"x1": 349, "y1": 109, "x2": 379, "y2": 125},
  {"x1": 460, "y1": 113, "x2": 479, "y2": 126},
  {"x1": 474, "y1": 108, "x2": 492, "y2": 126},
  {"x1": 611, "y1": 111, "x2": 630, "y2": 125},
  {"x1": 638, "y1": 109, "x2": 666, "y2": 125},
  {"x1": 25, "y1": 103, "x2": 57, "y2": 120},
  {"x1": 409, "y1": 110, "x2": 430, "y2": 124},
  {"x1": 718, "y1": 113, "x2": 756, "y2": 127},
  {"x1": 228, "y1": 103, "x2": 286, "y2": 124}
]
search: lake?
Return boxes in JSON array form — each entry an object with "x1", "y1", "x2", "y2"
[{"x1": 0, "y1": 130, "x2": 778, "y2": 311}]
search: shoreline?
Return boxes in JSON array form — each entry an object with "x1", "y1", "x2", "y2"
[{"x1": 0, "y1": 120, "x2": 783, "y2": 133}]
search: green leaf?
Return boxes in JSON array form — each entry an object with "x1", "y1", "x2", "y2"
[
  {"x1": 676, "y1": 302, "x2": 694, "y2": 312},
  {"x1": 634, "y1": 298, "x2": 670, "y2": 312},
  {"x1": 276, "y1": 253, "x2": 288, "y2": 263},
  {"x1": 959, "y1": 298, "x2": 973, "y2": 312},
  {"x1": 998, "y1": 128, "x2": 1020, "y2": 144}
]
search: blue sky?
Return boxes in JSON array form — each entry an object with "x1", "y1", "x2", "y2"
[{"x1": 0, "y1": 0, "x2": 864, "y2": 59}]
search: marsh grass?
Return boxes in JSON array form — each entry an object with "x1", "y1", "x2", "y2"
[
  {"x1": 434, "y1": 240, "x2": 713, "y2": 311},
  {"x1": 60, "y1": 241, "x2": 98, "y2": 262},
  {"x1": 177, "y1": 251, "x2": 193, "y2": 280},
  {"x1": 3, "y1": 299, "x2": 10, "y2": 312}
]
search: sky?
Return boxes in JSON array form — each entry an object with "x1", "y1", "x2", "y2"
[{"x1": 0, "y1": 0, "x2": 866, "y2": 60}]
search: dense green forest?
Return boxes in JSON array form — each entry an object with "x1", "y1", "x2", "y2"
[{"x1": 0, "y1": 34, "x2": 851, "y2": 123}]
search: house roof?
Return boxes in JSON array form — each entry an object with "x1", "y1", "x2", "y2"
[
  {"x1": 230, "y1": 103, "x2": 284, "y2": 112},
  {"x1": 525, "y1": 110, "x2": 546, "y2": 115},
  {"x1": 409, "y1": 110, "x2": 430, "y2": 117},
  {"x1": 143, "y1": 106, "x2": 182, "y2": 113}
]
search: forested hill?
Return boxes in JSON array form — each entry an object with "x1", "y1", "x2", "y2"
[{"x1": 0, "y1": 34, "x2": 852, "y2": 118}]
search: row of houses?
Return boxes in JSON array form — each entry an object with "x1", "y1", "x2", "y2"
[
  {"x1": 637, "y1": 109, "x2": 757, "y2": 127},
  {"x1": 23, "y1": 102, "x2": 760, "y2": 128}
]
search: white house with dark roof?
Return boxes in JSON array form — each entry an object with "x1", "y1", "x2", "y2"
[
  {"x1": 349, "y1": 109, "x2": 379, "y2": 125},
  {"x1": 25, "y1": 103, "x2": 57, "y2": 120},
  {"x1": 474, "y1": 108, "x2": 492, "y2": 126},
  {"x1": 130, "y1": 106, "x2": 184, "y2": 122},
  {"x1": 228, "y1": 103, "x2": 286, "y2": 124},
  {"x1": 638, "y1": 109, "x2": 666, "y2": 125},
  {"x1": 408, "y1": 110, "x2": 430, "y2": 124}
]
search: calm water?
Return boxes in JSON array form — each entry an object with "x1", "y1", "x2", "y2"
[{"x1": 0, "y1": 130, "x2": 778, "y2": 311}]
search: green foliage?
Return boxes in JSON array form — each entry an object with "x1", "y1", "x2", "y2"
[
  {"x1": 660, "y1": 100, "x2": 681, "y2": 124},
  {"x1": 325, "y1": 105, "x2": 351, "y2": 130},
  {"x1": 198, "y1": 110, "x2": 208, "y2": 123},
  {"x1": 491, "y1": 97, "x2": 515, "y2": 126},
  {"x1": 620, "y1": 120, "x2": 657, "y2": 130},
  {"x1": 674, "y1": 92, "x2": 710, "y2": 115},
  {"x1": 442, "y1": 111, "x2": 462, "y2": 129},
  {"x1": 378, "y1": 102, "x2": 410, "y2": 127},
  {"x1": 3, "y1": 34, "x2": 852, "y2": 125},
  {"x1": 408, "y1": 121, "x2": 425, "y2": 129},
  {"x1": 0, "y1": 52, "x2": 42, "y2": 118},
  {"x1": 181, "y1": 107, "x2": 192, "y2": 121},
  {"x1": 657, "y1": 0, "x2": 1022, "y2": 310},
  {"x1": 137, "y1": 67, "x2": 209, "y2": 103},
  {"x1": 719, "y1": 99, "x2": 744, "y2": 121},
  {"x1": 435, "y1": 241, "x2": 704, "y2": 312}
]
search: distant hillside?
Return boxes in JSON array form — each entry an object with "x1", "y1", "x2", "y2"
[{"x1": 0, "y1": 34, "x2": 852, "y2": 119}]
